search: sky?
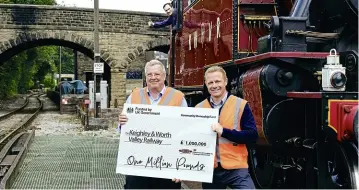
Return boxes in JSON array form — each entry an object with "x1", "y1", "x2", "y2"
[{"x1": 56, "y1": 0, "x2": 168, "y2": 13}]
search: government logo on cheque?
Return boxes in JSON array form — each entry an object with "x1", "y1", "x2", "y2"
[{"x1": 127, "y1": 107, "x2": 134, "y2": 114}]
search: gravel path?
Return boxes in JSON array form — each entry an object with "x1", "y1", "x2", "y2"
[
  {"x1": 30, "y1": 111, "x2": 119, "y2": 138},
  {"x1": 0, "y1": 96, "x2": 40, "y2": 139},
  {"x1": 0, "y1": 113, "x2": 30, "y2": 134},
  {"x1": 0, "y1": 95, "x2": 27, "y2": 110}
]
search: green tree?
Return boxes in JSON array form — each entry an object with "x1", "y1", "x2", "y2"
[
  {"x1": 32, "y1": 46, "x2": 58, "y2": 83},
  {"x1": 0, "y1": 0, "x2": 78, "y2": 98},
  {"x1": 54, "y1": 47, "x2": 75, "y2": 74},
  {"x1": 0, "y1": 53, "x2": 26, "y2": 97}
]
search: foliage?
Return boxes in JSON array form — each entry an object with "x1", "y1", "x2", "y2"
[
  {"x1": 0, "y1": 53, "x2": 26, "y2": 97},
  {"x1": 0, "y1": 46, "x2": 75, "y2": 98},
  {"x1": 54, "y1": 47, "x2": 75, "y2": 74},
  {"x1": 0, "y1": 0, "x2": 79, "y2": 99},
  {"x1": 43, "y1": 74, "x2": 55, "y2": 89}
]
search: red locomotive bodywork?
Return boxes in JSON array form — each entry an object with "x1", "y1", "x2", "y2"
[
  {"x1": 168, "y1": 0, "x2": 358, "y2": 188},
  {"x1": 173, "y1": 0, "x2": 283, "y2": 89},
  {"x1": 174, "y1": 0, "x2": 233, "y2": 88},
  {"x1": 240, "y1": 65, "x2": 267, "y2": 144},
  {"x1": 236, "y1": 1, "x2": 277, "y2": 53},
  {"x1": 328, "y1": 100, "x2": 359, "y2": 142}
]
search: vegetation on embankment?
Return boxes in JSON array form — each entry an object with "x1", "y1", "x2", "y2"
[{"x1": 0, "y1": 0, "x2": 76, "y2": 99}]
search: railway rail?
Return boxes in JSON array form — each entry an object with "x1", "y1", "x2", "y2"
[
  {"x1": 0, "y1": 93, "x2": 43, "y2": 188},
  {"x1": 0, "y1": 93, "x2": 43, "y2": 150},
  {"x1": 0, "y1": 130, "x2": 34, "y2": 189},
  {"x1": 0, "y1": 95, "x2": 30, "y2": 122}
]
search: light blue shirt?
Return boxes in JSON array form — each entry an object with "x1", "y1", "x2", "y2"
[
  {"x1": 209, "y1": 91, "x2": 228, "y2": 109},
  {"x1": 125, "y1": 86, "x2": 188, "y2": 106},
  {"x1": 117, "y1": 86, "x2": 188, "y2": 132}
]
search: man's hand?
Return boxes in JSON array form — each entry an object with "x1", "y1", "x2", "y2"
[
  {"x1": 212, "y1": 123, "x2": 223, "y2": 136},
  {"x1": 172, "y1": 178, "x2": 181, "y2": 183},
  {"x1": 148, "y1": 21, "x2": 154, "y2": 27},
  {"x1": 119, "y1": 113, "x2": 128, "y2": 125}
]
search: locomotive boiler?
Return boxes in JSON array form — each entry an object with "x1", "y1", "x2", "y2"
[{"x1": 167, "y1": 0, "x2": 358, "y2": 188}]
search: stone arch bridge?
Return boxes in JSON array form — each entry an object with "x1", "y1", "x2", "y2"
[{"x1": 0, "y1": 4, "x2": 171, "y2": 107}]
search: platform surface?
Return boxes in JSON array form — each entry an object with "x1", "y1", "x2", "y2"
[{"x1": 11, "y1": 135, "x2": 125, "y2": 189}]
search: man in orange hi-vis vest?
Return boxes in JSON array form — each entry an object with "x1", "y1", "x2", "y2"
[
  {"x1": 197, "y1": 66, "x2": 258, "y2": 189},
  {"x1": 118, "y1": 59, "x2": 187, "y2": 189}
]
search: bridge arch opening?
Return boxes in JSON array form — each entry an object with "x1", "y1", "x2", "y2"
[
  {"x1": 146, "y1": 37, "x2": 170, "y2": 54},
  {"x1": 0, "y1": 33, "x2": 115, "y2": 105}
]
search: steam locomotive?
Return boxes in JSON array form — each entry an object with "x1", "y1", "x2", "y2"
[{"x1": 167, "y1": 0, "x2": 358, "y2": 188}]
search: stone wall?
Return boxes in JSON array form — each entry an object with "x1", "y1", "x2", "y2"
[
  {"x1": 77, "y1": 52, "x2": 92, "y2": 82},
  {"x1": 0, "y1": 4, "x2": 168, "y2": 35},
  {"x1": 0, "y1": 4, "x2": 170, "y2": 108},
  {"x1": 76, "y1": 51, "x2": 160, "y2": 101}
]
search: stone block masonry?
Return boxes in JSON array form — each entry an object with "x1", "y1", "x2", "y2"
[
  {"x1": 0, "y1": 4, "x2": 170, "y2": 108},
  {"x1": 0, "y1": 4, "x2": 169, "y2": 35}
]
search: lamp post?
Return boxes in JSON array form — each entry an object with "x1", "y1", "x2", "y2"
[
  {"x1": 59, "y1": 46, "x2": 62, "y2": 114},
  {"x1": 93, "y1": 0, "x2": 101, "y2": 118}
]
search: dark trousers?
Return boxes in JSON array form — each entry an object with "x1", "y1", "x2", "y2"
[
  {"x1": 202, "y1": 165, "x2": 255, "y2": 189},
  {"x1": 124, "y1": 175, "x2": 181, "y2": 189}
]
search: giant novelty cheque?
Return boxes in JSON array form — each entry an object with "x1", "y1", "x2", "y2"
[{"x1": 116, "y1": 103, "x2": 218, "y2": 183}]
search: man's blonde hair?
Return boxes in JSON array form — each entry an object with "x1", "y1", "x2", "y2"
[
  {"x1": 145, "y1": 59, "x2": 166, "y2": 75},
  {"x1": 204, "y1": 66, "x2": 227, "y2": 81}
]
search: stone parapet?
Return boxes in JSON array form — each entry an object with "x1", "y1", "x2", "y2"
[{"x1": 0, "y1": 4, "x2": 169, "y2": 109}]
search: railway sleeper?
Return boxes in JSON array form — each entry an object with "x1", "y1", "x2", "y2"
[
  {"x1": 0, "y1": 166, "x2": 8, "y2": 177},
  {"x1": 17, "y1": 109, "x2": 39, "y2": 114},
  {"x1": 0, "y1": 155, "x2": 16, "y2": 168},
  {"x1": 0, "y1": 155, "x2": 16, "y2": 177}
]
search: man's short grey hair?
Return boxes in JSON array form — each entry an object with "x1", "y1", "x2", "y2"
[{"x1": 144, "y1": 59, "x2": 166, "y2": 75}]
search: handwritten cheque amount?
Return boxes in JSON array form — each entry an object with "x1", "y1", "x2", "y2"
[{"x1": 116, "y1": 103, "x2": 219, "y2": 183}]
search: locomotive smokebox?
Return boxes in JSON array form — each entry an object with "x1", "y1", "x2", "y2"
[
  {"x1": 260, "y1": 64, "x2": 302, "y2": 97},
  {"x1": 239, "y1": 64, "x2": 304, "y2": 145},
  {"x1": 265, "y1": 98, "x2": 306, "y2": 145},
  {"x1": 261, "y1": 65, "x2": 305, "y2": 145}
]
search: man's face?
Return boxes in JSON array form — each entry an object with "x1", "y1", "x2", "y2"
[
  {"x1": 205, "y1": 71, "x2": 227, "y2": 98},
  {"x1": 146, "y1": 65, "x2": 165, "y2": 90},
  {"x1": 163, "y1": 4, "x2": 173, "y2": 16}
]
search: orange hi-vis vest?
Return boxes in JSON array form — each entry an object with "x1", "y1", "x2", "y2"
[
  {"x1": 196, "y1": 95, "x2": 248, "y2": 169},
  {"x1": 131, "y1": 87, "x2": 184, "y2": 106}
]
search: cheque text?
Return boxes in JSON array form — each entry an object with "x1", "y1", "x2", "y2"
[
  {"x1": 125, "y1": 130, "x2": 172, "y2": 145},
  {"x1": 127, "y1": 155, "x2": 206, "y2": 171}
]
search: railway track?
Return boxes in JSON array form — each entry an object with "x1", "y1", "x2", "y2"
[
  {"x1": 0, "y1": 95, "x2": 30, "y2": 121},
  {"x1": 0, "y1": 93, "x2": 43, "y2": 188},
  {"x1": 0, "y1": 93, "x2": 43, "y2": 150},
  {"x1": 0, "y1": 130, "x2": 34, "y2": 189}
]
